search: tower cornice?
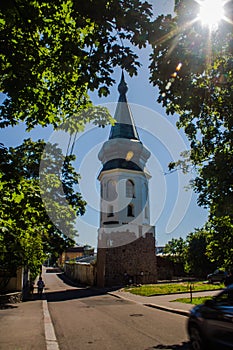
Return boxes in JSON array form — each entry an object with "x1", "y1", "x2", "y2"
[{"x1": 97, "y1": 167, "x2": 151, "y2": 181}]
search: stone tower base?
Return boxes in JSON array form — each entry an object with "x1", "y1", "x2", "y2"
[{"x1": 97, "y1": 232, "x2": 157, "y2": 287}]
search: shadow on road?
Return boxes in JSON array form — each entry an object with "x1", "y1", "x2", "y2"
[
  {"x1": 44, "y1": 272, "x2": 121, "y2": 303},
  {"x1": 45, "y1": 287, "x2": 109, "y2": 302},
  {"x1": 45, "y1": 267, "x2": 61, "y2": 273},
  {"x1": 147, "y1": 342, "x2": 190, "y2": 349},
  {"x1": 0, "y1": 303, "x2": 18, "y2": 310}
]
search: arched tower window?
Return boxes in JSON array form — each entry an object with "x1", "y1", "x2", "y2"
[
  {"x1": 127, "y1": 204, "x2": 134, "y2": 217},
  {"x1": 145, "y1": 206, "x2": 148, "y2": 219},
  {"x1": 107, "y1": 180, "x2": 117, "y2": 200},
  {"x1": 100, "y1": 183, "x2": 103, "y2": 199},
  {"x1": 107, "y1": 205, "x2": 114, "y2": 217},
  {"x1": 144, "y1": 183, "x2": 148, "y2": 198},
  {"x1": 126, "y1": 180, "x2": 135, "y2": 198}
]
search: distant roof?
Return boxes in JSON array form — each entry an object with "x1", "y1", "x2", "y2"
[
  {"x1": 66, "y1": 247, "x2": 84, "y2": 253},
  {"x1": 65, "y1": 246, "x2": 94, "y2": 253},
  {"x1": 109, "y1": 72, "x2": 139, "y2": 141},
  {"x1": 76, "y1": 255, "x2": 96, "y2": 264}
]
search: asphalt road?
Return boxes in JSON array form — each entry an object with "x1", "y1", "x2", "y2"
[{"x1": 44, "y1": 270, "x2": 190, "y2": 350}]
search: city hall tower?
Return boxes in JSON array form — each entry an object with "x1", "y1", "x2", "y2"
[{"x1": 97, "y1": 73, "x2": 157, "y2": 287}]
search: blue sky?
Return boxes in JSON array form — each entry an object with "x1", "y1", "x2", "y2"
[{"x1": 0, "y1": 0, "x2": 209, "y2": 248}]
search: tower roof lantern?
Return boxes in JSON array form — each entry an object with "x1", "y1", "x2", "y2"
[{"x1": 109, "y1": 72, "x2": 140, "y2": 141}]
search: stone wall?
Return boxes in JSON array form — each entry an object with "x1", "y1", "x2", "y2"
[
  {"x1": 0, "y1": 267, "x2": 24, "y2": 292},
  {"x1": 157, "y1": 256, "x2": 184, "y2": 280},
  {"x1": 0, "y1": 292, "x2": 22, "y2": 305},
  {"x1": 97, "y1": 232, "x2": 157, "y2": 287},
  {"x1": 64, "y1": 263, "x2": 96, "y2": 286}
]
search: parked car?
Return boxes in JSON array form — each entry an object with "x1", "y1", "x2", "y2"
[
  {"x1": 187, "y1": 284, "x2": 233, "y2": 350},
  {"x1": 207, "y1": 269, "x2": 227, "y2": 283}
]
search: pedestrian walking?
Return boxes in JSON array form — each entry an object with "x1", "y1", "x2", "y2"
[{"x1": 37, "y1": 276, "x2": 45, "y2": 298}]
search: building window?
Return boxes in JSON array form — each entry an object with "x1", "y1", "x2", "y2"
[
  {"x1": 127, "y1": 204, "x2": 134, "y2": 217},
  {"x1": 126, "y1": 180, "x2": 135, "y2": 198},
  {"x1": 107, "y1": 205, "x2": 114, "y2": 217}
]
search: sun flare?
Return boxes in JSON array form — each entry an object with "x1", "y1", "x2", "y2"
[{"x1": 197, "y1": 0, "x2": 226, "y2": 29}]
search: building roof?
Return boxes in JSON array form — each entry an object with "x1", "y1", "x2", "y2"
[
  {"x1": 98, "y1": 73, "x2": 152, "y2": 177},
  {"x1": 65, "y1": 247, "x2": 84, "y2": 253},
  {"x1": 65, "y1": 246, "x2": 94, "y2": 253},
  {"x1": 101, "y1": 158, "x2": 142, "y2": 172},
  {"x1": 76, "y1": 255, "x2": 96, "y2": 264},
  {"x1": 109, "y1": 72, "x2": 139, "y2": 141}
]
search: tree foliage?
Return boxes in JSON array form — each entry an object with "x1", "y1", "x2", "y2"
[
  {"x1": 184, "y1": 229, "x2": 216, "y2": 277},
  {"x1": 164, "y1": 237, "x2": 186, "y2": 264},
  {"x1": 0, "y1": 0, "x2": 155, "y2": 281},
  {"x1": 1, "y1": 0, "x2": 233, "y2": 277},
  {"x1": 149, "y1": 0, "x2": 233, "y2": 264},
  {"x1": 164, "y1": 231, "x2": 216, "y2": 277},
  {"x1": 0, "y1": 0, "x2": 153, "y2": 129},
  {"x1": 149, "y1": 0, "x2": 233, "y2": 205},
  {"x1": 206, "y1": 217, "x2": 233, "y2": 270},
  {"x1": 0, "y1": 139, "x2": 86, "y2": 278}
]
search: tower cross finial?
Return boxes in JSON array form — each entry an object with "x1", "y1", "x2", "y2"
[{"x1": 118, "y1": 70, "x2": 128, "y2": 97}]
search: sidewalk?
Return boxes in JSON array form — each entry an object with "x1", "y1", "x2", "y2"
[
  {"x1": 0, "y1": 299, "x2": 46, "y2": 350},
  {"x1": 108, "y1": 289, "x2": 221, "y2": 316},
  {"x1": 0, "y1": 268, "x2": 85, "y2": 350},
  {"x1": 0, "y1": 271, "x2": 49, "y2": 350}
]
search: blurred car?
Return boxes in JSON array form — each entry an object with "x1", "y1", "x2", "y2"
[
  {"x1": 207, "y1": 269, "x2": 227, "y2": 283},
  {"x1": 187, "y1": 284, "x2": 233, "y2": 350}
]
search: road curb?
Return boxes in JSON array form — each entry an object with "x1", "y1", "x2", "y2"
[
  {"x1": 144, "y1": 303, "x2": 190, "y2": 317},
  {"x1": 108, "y1": 291, "x2": 190, "y2": 317},
  {"x1": 43, "y1": 299, "x2": 60, "y2": 350}
]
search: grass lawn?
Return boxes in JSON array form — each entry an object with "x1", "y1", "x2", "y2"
[
  {"x1": 124, "y1": 282, "x2": 224, "y2": 296},
  {"x1": 171, "y1": 296, "x2": 212, "y2": 305}
]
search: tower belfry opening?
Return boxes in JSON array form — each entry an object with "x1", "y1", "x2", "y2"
[{"x1": 97, "y1": 74, "x2": 157, "y2": 287}]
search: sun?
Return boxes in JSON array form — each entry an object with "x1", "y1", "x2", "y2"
[{"x1": 196, "y1": 0, "x2": 226, "y2": 29}]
